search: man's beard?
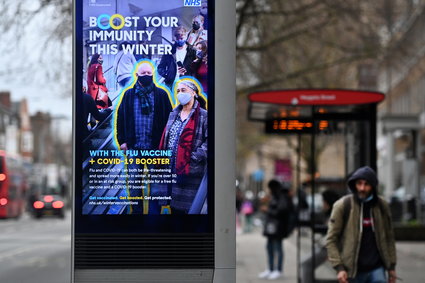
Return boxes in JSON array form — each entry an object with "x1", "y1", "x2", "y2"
[{"x1": 357, "y1": 191, "x2": 371, "y2": 200}]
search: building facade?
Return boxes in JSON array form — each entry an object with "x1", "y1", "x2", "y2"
[{"x1": 377, "y1": 5, "x2": 425, "y2": 222}]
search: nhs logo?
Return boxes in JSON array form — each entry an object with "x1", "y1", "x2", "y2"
[{"x1": 184, "y1": 0, "x2": 202, "y2": 7}]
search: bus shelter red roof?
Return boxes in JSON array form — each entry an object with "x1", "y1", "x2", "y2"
[
  {"x1": 248, "y1": 89, "x2": 385, "y2": 121},
  {"x1": 249, "y1": 89, "x2": 385, "y2": 105}
]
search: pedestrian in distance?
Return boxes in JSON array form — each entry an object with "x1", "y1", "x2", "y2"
[
  {"x1": 258, "y1": 179, "x2": 295, "y2": 280},
  {"x1": 241, "y1": 195, "x2": 255, "y2": 233},
  {"x1": 326, "y1": 166, "x2": 397, "y2": 283}
]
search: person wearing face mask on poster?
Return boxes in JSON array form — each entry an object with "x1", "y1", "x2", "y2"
[
  {"x1": 199, "y1": 0, "x2": 208, "y2": 30},
  {"x1": 186, "y1": 15, "x2": 207, "y2": 47},
  {"x1": 87, "y1": 53, "x2": 111, "y2": 109},
  {"x1": 192, "y1": 40, "x2": 208, "y2": 94},
  {"x1": 158, "y1": 79, "x2": 207, "y2": 214},
  {"x1": 158, "y1": 26, "x2": 196, "y2": 89},
  {"x1": 116, "y1": 61, "x2": 172, "y2": 214}
]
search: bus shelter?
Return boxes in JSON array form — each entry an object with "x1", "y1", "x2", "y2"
[{"x1": 248, "y1": 89, "x2": 385, "y2": 283}]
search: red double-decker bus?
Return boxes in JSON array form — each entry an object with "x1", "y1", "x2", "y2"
[{"x1": 0, "y1": 150, "x2": 27, "y2": 219}]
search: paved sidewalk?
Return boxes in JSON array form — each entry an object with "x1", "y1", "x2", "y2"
[
  {"x1": 237, "y1": 228, "x2": 425, "y2": 282},
  {"x1": 236, "y1": 230, "x2": 298, "y2": 283},
  {"x1": 396, "y1": 241, "x2": 425, "y2": 282}
]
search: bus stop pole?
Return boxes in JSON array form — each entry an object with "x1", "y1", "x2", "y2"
[
  {"x1": 297, "y1": 133, "x2": 301, "y2": 283},
  {"x1": 370, "y1": 104, "x2": 377, "y2": 171},
  {"x1": 311, "y1": 113, "x2": 316, "y2": 282}
]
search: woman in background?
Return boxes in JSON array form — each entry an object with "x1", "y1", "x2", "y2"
[
  {"x1": 259, "y1": 179, "x2": 294, "y2": 280},
  {"x1": 87, "y1": 53, "x2": 110, "y2": 109},
  {"x1": 192, "y1": 40, "x2": 208, "y2": 94}
]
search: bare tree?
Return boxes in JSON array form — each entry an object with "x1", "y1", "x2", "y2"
[
  {"x1": 0, "y1": 0, "x2": 72, "y2": 93},
  {"x1": 236, "y1": 0, "x2": 420, "y2": 174}
]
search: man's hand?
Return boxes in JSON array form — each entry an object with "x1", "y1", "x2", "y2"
[
  {"x1": 388, "y1": 270, "x2": 397, "y2": 283},
  {"x1": 337, "y1": 270, "x2": 348, "y2": 283},
  {"x1": 120, "y1": 143, "x2": 128, "y2": 151}
]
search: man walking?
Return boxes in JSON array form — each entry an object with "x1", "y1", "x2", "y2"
[{"x1": 326, "y1": 166, "x2": 397, "y2": 283}]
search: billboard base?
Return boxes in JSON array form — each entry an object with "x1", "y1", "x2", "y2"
[{"x1": 75, "y1": 269, "x2": 213, "y2": 282}]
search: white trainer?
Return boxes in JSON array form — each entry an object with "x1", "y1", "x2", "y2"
[
  {"x1": 258, "y1": 269, "x2": 271, "y2": 279},
  {"x1": 267, "y1": 270, "x2": 282, "y2": 280}
]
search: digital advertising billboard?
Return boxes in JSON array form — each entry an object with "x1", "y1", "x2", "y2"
[{"x1": 74, "y1": 0, "x2": 214, "y2": 234}]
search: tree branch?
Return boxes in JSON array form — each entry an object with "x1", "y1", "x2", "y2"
[
  {"x1": 237, "y1": 51, "x2": 379, "y2": 96},
  {"x1": 237, "y1": 0, "x2": 323, "y2": 17},
  {"x1": 237, "y1": 17, "x2": 332, "y2": 52}
]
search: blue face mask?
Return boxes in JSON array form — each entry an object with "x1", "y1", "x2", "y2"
[
  {"x1": 177, "y1": 92, "x2": 192, "y2": 105},
  {"x1": 196, "y1": 50, "x2": 204, "y2": 59},
  {"x1": 361, "y1": 194, "x2": 374, "y2": 203},
  {"x1": 175, "y1": 39, "x2": 186, "y2": 47}
]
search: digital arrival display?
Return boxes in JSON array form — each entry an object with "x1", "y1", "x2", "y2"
[{"x1": 266, "y1": 119, "x2": 329, "y2": 134}]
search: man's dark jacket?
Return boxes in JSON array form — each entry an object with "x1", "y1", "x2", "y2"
[
  {"x1": 263, "y1": 190, "x2": 294, "y2": 240},
  {"x1": 158, "y1": 45, "x2": 196, "y2": 87},
  {"x1": 116, "y1": 86, "x2": 172, "y2": 149}
]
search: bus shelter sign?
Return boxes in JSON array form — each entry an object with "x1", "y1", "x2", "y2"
[
  {"x1": 249, "y1": 89, "x2": 385, "y2": 105},
  {"x1": 77, "y1": 0, "x2": 211, "y2": 217}
]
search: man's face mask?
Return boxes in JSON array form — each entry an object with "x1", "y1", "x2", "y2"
[
  {"x1": 192, "y1": 21, "x2": 201, "y2": 31},
  {"x1": 138, "y1": 75, "x2": 153, "y2": 86}
]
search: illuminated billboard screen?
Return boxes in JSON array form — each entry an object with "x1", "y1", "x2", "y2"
[{"x1": 75, "y1": 0, "x2": 213, "y2": 232}]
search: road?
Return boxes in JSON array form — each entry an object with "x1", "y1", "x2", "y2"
[{"x1": 0, "y1": 211, "x2": 71, "y2": 283}]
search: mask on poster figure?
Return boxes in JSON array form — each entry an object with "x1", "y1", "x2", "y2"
[
  {"x1": 178, "y1": 92, "x2": 192, "y2": 105},
  {"x1": 192, "y1": 22, "x2": 200, "y2": 31},
  {"x1": 175, "y1": 39, "x2": 186, "y2": 47},
  {"x1": 138, "y1": 75, "x2": 153, "y2": 86},
  {"x1": 196, "y1": 50, "x2": 205, "y2": 59}
]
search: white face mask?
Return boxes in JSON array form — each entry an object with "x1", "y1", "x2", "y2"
[{"x1": 177, "y1": 92, "x2": 192, "y2": 105}]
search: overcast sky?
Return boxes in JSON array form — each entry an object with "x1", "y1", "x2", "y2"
[{"x1": 0, "y1": 0, "x2": 72, "y2": 137}]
